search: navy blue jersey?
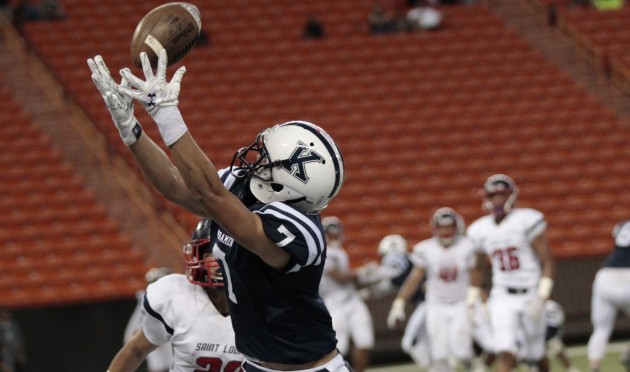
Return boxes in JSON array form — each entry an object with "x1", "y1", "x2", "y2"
[
  {"x1": 210, "y1": 169, "x2": 336, "y2": 364},
  {"x1": 602, "y1": 245, "x2": 630, "y2": 268},
  {"x1": 387, "y1": 253, "x2": 425, "y2": 303}
]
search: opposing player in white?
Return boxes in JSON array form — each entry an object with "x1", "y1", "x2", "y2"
[
  {"x1": 319, "y1": 217, "x2": 374, "y2": 372},
  {"x1": 467, "y1": 174, "x2": 555, "y2": 372},
  {"x1": 388, "y1": 207, "x2": 478, "y2": 372},
  {"x1": 587, "y1": 220, "x2": 630, "y2": 372},
  {"x1": 108, "y1": 219, "x2": 243, "y2": 372},
  {"x1": 123, "y1": 267, "x2": 173, "y2": 372}
]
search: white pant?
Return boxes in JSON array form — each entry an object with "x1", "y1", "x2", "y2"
[
  {"x1": 326, "y1": 296, "x2": 374, "y2": 354},
  {"x1": 587, "y1": 268, "x2": 630, "y2": 361},
  {"x1": 425, "y1": 301, "x2": 472, "y2": 363},
  {"x1": 401, "y1": 302, "x2": 431, "y2": 369},
  {"x1": 489, "y1": 285, "x2": 546, "y2": 360}
]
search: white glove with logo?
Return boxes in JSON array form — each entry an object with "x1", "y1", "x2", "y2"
[
  {"x1": 387, "y1": 298, "x2": 406, "y2": 329},
  {"x1": 87, "y1": 55, "x2": 141, "y2": 145},
  {"x1": 119, "y1": 49, "x2": 188, "y2": 146},
  {"x1": 119, "y1": 49, "x2": 186, "y2": 116}
]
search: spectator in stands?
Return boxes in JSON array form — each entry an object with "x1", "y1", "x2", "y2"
[
  {"x1": 303, "y1": 13, "x2": 325, "y2": 39},
  {"x1": 319, "y1": 217, "x2": 375, "y2": 372},
  {"x1": 123, "y1": 267, "x2": 173, "y2": 372},
  {"x1": 406, "y1": 0, "x2": 443, "y2": 31},
  {"x1": 0, "y1": 307, "x2": 27, "y2": 372},
  {"x1": 587, "y1": 220, "x2": 630, "y2": 372},
  {"x1": 37, "y1": 0, "x2": 66, "y2": 20},
  {"x1": 368, "y1": 2, "x2": 396, "y2": 34}
]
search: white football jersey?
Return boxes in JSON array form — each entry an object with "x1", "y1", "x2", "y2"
[
  {"x1": 319, "y1": 242, "x2": 360, "y2": 304},
  {"x1": 142, "y1": 274, "x2": 243, "y2": 372},
  {"x1": 467, "y1": 208, "x2": 546, "y2": 288},
  {"x1": 410, "y1": 236, "x2": 477, "y2": 304}
]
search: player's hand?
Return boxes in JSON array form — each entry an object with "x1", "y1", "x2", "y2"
[
  {"x1": 387, "y1": 298, "x2": 406, "y2": 329},
  {"x1": 87, "y1": 55, "x2": 140, "y2": 145},
  {"x1": 466, "y1": 286, "x2": 480, "y2": 323},
  {"x1": 526, "y1": 296, "x2": 545, "y2": 321},
  {"x1": 119, "y1": 49, "x2": 186, "y2": 117},
  {"x1": 355, "y1": 262, "x2": 380, "y2": 286}
]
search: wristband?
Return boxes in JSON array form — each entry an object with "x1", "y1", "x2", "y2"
[
  {"x1": 466, "y1": 286, "x2": 480, "y2": 306},
  {"x1": 537, "y1": 277, "x2": 554, "y2": 299},
  {"x1": 120, "y1": 121, "x2": 142, "y2": 146},
  {"x1": 152, "y1": 106, "x2": 188, "y2": 146}
]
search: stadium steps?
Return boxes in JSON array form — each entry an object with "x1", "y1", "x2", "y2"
[
  {"x1": 0, "y1": 15, "x2": 191, "y2": 308},
  {"x1": 0, "y1": 83, "x2": 152, "y2": 308}
]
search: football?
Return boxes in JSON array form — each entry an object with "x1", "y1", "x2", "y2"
[{"x1": 130, "y1": 2, "x2": 201, "y2": 69}]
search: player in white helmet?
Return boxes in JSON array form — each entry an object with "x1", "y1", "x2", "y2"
[
  {"x1": 318, "y1": 216, "x2": 374, "y2": 372},
  {"x1": 88, "y1": 50, "x2": 350, "y2": 371},
  {"x1": 108, "y1": 219, "x2": 242, "y2": 372},
  {"x1": 123, "y1": 267, "x2": 173, "y2": 372},
  {"x1": 540, "y1": 300, "x2": 580, "y2": 372},
  {"x1": 388, "y1": 207, "x2": 478, "y2": 371},
  {"x1": 467, "y1": 174, "x2": 556, "y2": 372},
  {"x1": 587, "y1": 220, "x2": 630, "y2": 372},
  {"x1": 360, "y1": 234, "x2": 431, "y2": 369}
]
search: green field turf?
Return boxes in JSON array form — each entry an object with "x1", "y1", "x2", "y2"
[{"x1": 366, "y1": 339, "x2": 630, "y2": 371}]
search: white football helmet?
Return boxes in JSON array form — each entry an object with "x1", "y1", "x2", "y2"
[
  {"x1": 322, "y1": 216, "x2": 344, "y2": 238},
  {"x1": 613, "y1": 220, "x2": 630, "y2": 248},
  {"x1": 377, "y1": 234, "x2": 408, "y2": 257},
  {"x1": 183, "y1": 219, "x2": 224, "y2": 288},
  {"x1": 231, "y1": 121, "x2": 345, "y2": 214},
  {"x1": 482, "y1": 173, "x2": 518, "y2": 216},
  {"x1": 431, "y1": 207, "x2": 465, "y2": 246}
]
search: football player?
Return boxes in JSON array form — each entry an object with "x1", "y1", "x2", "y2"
[
  {"x1": 360, "y1": 234, "x2": 430, "y2": 370},
  {"x1": 108, "y1": 219, "x2": 242, "y2": 372},
  {"x1": 587, "y1": 220, "x2": 630, "y2": 372},
  {"x1": 467, "y1": 174, "x2": 556, "y2": 372},
  {"x1": 123, "y1": 267, "x2": 173, "y2": 372},
  {"x1": 318, "y1": 216, "x2": 374, "y2": 372},
  {"x1": 88, "y1": 50, "x2": 350, "y2": 371},
  {"x1": 388, "y1": 207, "x2": 478, "y2": 371}
]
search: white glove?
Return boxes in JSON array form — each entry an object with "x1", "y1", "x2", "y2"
[
  {"x1": 387, "y1": 298, "x2": 406, "y2": 329},
  {"x1": 119, "y1": 49, "x2": 188, "y2": 146},
  {"x1": 526, "y1": 296, "x2": 545, "y2": 321},
  {"x1": 119, "y1": 49, "x2": 186, "y2": 117},
  {"x1": 466, "y1": 286, "x2": 480, "y2": 323},
  {"x1": 355, "y1": 262, "x2": 380, "y2": 286},
  {"x1": 87, "y1": 55, "x2": 141, "y2": 145}
]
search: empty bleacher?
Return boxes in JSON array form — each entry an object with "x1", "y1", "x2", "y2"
[{"x1": 0, "y1": 84, "x2": 150, "y2": 308}]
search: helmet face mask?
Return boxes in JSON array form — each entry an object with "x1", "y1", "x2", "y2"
[
  {"x1": 482, "y1": 174, "x2": 518, "y2": 217},
  {"x1": 184, "y1": 219, "x2": 224, "y2": 288},
  {"x1": 231, "y1": 121, "x2": 345, "y2": 214},
  {"x1": 183, "y1": 238, "x2": 225, "y2": 288},
  {"x1": 431, "y1": 207, "x2": 464, "y2": 247}
]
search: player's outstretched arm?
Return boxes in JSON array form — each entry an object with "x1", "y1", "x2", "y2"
[
  {"x1": 120, "y1": 50, "x2": 290, "y2": 269},
  {"x1": 87, "y1": 54, "x2": 205, "y2": 216},
  {"x1": 387, "y1": 266, "x2": 425, "y2": 329},
  {"x1": 108, "y1": 329, "x2": 157, "y2": 372}
]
